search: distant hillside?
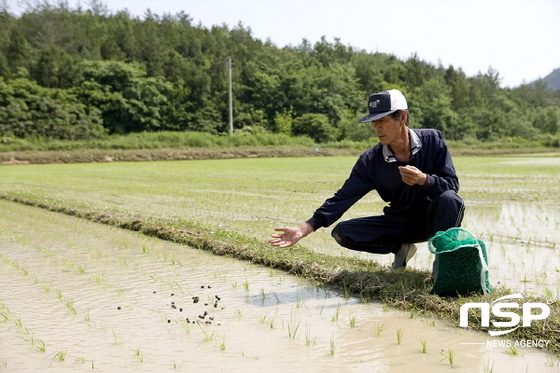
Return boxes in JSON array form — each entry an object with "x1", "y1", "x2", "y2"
[{"x1": 531, "y1": 68, "x2": 560, "y2": 91}]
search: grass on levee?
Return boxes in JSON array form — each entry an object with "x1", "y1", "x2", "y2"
[{"x1": 1, "y1": 131, "x2": 559, "y2": 165}]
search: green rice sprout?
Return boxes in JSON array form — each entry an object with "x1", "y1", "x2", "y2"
[
  {"x1": 373, "y1": 322, "x2": 387, "y2": 336},
  {"x1": 439, "y1": 348, "x2": 454, "y2": 366},
  {"x1": 304, "y1": 325, "x2": 316, "y2": 346},
  {"x1": 505, "y1": 345, "x2": 521, "y2": 356},
  {"x1": 331, "y1": 304, "x2": 340, "y2": 322},
  {"x1": 349, "y1": 314, "x2": 357, "y2": 328},
  {"x1": 287, "y1": 320, "x2": 300, "y2": 339},
  {"x1": 396, "y1": 329, "x2": 403, "y2": 345},
  {"x1": 420, "y1": 339, "x2": 427, "y2": 353},
  {"x1": 329, "y1": 336, "x2": 337, "y2": 356},
  {"x1": 54, "y1": 350, "x2": 67, "y2": 361}
]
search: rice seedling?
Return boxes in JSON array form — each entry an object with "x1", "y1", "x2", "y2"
[
  {"x1": 349, "y1": 313, "x2": 357, "y2": 328},
  {"x1": 304, "y1": 324, "x2": 316, "y2": 346},
  {"x1": 343, "y1": 283, "x2": 350, "y2": 300},
  {"x1": 34, "y1": 339, "x2": 46, "y2": 352},
  {"x1": 65, "y1": 300, "x2": 77, "y2": 315},
  {"x1": 259, "y1": 288, "x2": 267, "y2": 303},
  {"x1": 295, "y1": 294, "x2": 306, "y2": 309},
  {"x1": 220, "y1": 335, "x2": 226, "y2": 351},
  {"x1": 439, "y1": 349, "x2": 454, "y2": 366},
  {"x1": 242, "y1": 280, "x2": 250, "y2": 291},
  {"x1": 132, "y1": 348, "x2": 144, "y2": 362},
  {"x1": 373, "y1": 322, "x2": 387, "y2": 336},
  {"x1": 201, "y1": 328, "x2": 215, "y2": 343},
  {"x1": 483, "y1": 359, "x2": 495, "y2": 373},
  {"x1": 505, "y1": 345, "x2": 521, "y2": 356},
  {"x1": 396, "y1": 329, "x2": 403, "y2": 345},
  {"x1": 287, "y1": 320, "x2": 300, "y2": 339},
  {"x1": 54, "y1": 350, "x2": 67, "y2": 361},
  {"x1": 0, "y1": 312, "x2": 9, "y2": 322},
  {"x1": 331, "y1": 303, "x2": 340, "y2": 322},
  {"x1": 545, "y1": 355, "x2": 559, "y2": 367},
  {"x1": 329, "y1": 336, "x2": 337, "y2": 356},
  {"x1": 420, "y1": 339, "x2": 427, "y2": 353},
  {"x1": 81, "y1": 308, "x2": 91, "y2": 323}
]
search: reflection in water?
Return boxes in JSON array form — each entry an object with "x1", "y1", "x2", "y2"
[{"x1": 0, "y1": 200, "x2": 558, "y2": 372}]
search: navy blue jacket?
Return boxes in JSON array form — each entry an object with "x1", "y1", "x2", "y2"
[{"x1": 306, "y1": 129, "x2": 459, "y2": 230}]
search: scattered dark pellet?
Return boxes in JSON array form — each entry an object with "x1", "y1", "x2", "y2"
[
  {"x1": 168, "y1": 319, "x2": 171, "y2": 323},
  {"x1": 186, "y1": 318, "x2": 190, "y2": 323},
  {"x1": 214, "y1": 303, "x2": 218, "y2": 308},
  {"x1": 209, "y1": 317, "x2": 214, "y2": 320},
  {"x1": 208, "y1": 286, "x2": 211, "y2": 289},
  {"x1": 204, "y1": 303, "x2": 208, "y2": 306},
  {"x1": 198, "y1": 315, "x2": 205, "y2": 319},
  {"x1": 215, "y1": 295, "x2": 221, "y2": 301},
  {"x1": 203, "y1": 311, "x2": 208, "y2": 316},
  {"x1": 171, "y1": 293, "x2": 174, "y2": 296},
  {"x1": 117, "y1": 306, "x2": 121, "y2": 310},
  {"x1": 179, "y1": 308, "x2": 183, "y2": 312},
  {"x1": 201, "y1": 285, "x2": 205, "y2": 289},
  {"x1": 171, "y1": 305, "x2": 176, "y2": 309},
  {"x1": 205, "y1": 321, "x2": 211, "y2": 324},
  {"x1": 153, "y1": 291, "x2": 157, "y2": 294}
]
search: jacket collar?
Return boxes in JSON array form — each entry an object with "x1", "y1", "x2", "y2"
[{"x1": 382, "y1": 129, "x2": 422, "y2": 163}]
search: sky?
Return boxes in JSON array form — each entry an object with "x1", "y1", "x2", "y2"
[{"x1": 5, "y1": 0, "x2": 560, "y2": 88}]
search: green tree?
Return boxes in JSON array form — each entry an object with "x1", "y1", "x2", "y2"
[
  {"x1": 534, "y1": 106, "x2": 560, "y2": 134},
  {"x1": 292, "y1": 113, "x2": 338, "y2": 143},
  {"x1": 73, "y1": 60, "x2": 173, "y2": 133}
]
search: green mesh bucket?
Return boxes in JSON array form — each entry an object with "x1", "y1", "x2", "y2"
[{"x1": 428, "y1": 228, "x2": 492, "y2": 297}]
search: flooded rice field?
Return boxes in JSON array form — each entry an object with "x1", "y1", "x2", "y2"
[
  {"x1": 1, "y1": 200, "x2": 559, "y2": 372},
  {"x1": 2, "y1": 155, "x2": 557, "y2": 298}
]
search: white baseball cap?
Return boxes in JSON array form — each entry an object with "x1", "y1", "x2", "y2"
[{"x1": 357, "y1": 89, "x2": 408, "y2": 123}]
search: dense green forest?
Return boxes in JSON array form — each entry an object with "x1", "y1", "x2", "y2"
[{"x1": 0, "y1": 1, "x2": 559, "y2": 145}]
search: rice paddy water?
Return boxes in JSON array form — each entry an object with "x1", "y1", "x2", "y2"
[{"x1": 1, "y1": 154, "x2": 559, "y2": 371}]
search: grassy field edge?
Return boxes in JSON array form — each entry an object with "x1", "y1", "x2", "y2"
[
  {"x1": 1, "y1": 194, "x2": 558, "y2": 354},
  {"x1": 2, "y1": 145, "x2": 560, "y2": 165}
]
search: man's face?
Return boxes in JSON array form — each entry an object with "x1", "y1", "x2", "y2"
[{"x1": 370, "y1": 113, "x2": 406, "y2": 146}]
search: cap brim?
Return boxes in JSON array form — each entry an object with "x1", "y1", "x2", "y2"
[{"x1": 357, "y1": 110, "x2": 398, "y2": 123}]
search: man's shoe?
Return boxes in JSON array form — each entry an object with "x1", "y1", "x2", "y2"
[{"x1": 391, "y1": 243, "x2": 417, "y2": 273}]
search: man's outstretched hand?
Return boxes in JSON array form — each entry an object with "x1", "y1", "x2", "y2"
[{"x1": 269, "y1": 223, "x2": 314, "y2": 248}]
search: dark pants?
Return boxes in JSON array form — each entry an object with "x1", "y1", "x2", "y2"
[{"x1": 331, "y1": 190, "x2": 464, "y2": 255}]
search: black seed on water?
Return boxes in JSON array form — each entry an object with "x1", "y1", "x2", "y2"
[
  {"x1": 201, "y1": 285, "x2": 205, "y2": 288},
  {"x1": 203, "y1": 311, "x2": 208, "y2": 316},
  {"x1": 204, "y1": 303, "x2": 208, "y2": 306},
  {"x1": 179, "y1": 308, "x2": 183, "y2": 312},
  {"x1": 117, "y1": 306, "x2": 121, "y2": 310},
  {"x1": 153, "y1": 291, "x2": 156, "y2": 294},
  {"x1": 186, "y1": 318, "x2": 190, "y2": 322},
  {"x1": 214, "y1": 303, "x2": 218, "y2": 308},
  {"x1": 208, "y1": 286, "x2": 211, "y2": 289},
  {"x1": 171, "y1": 293, "x2": 174, "y2": 296},
  {"x1": 168, "y1": 319, "x2": 171, "y2": 323}
]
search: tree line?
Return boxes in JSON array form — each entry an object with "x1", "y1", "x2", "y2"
[{"x1": 1, "y1": 1, "x2": 559, "y2": 143}]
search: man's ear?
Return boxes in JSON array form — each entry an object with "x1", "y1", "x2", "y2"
[{"x1": 400, "y1": 110, "x2": 409, "y2": 125}]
